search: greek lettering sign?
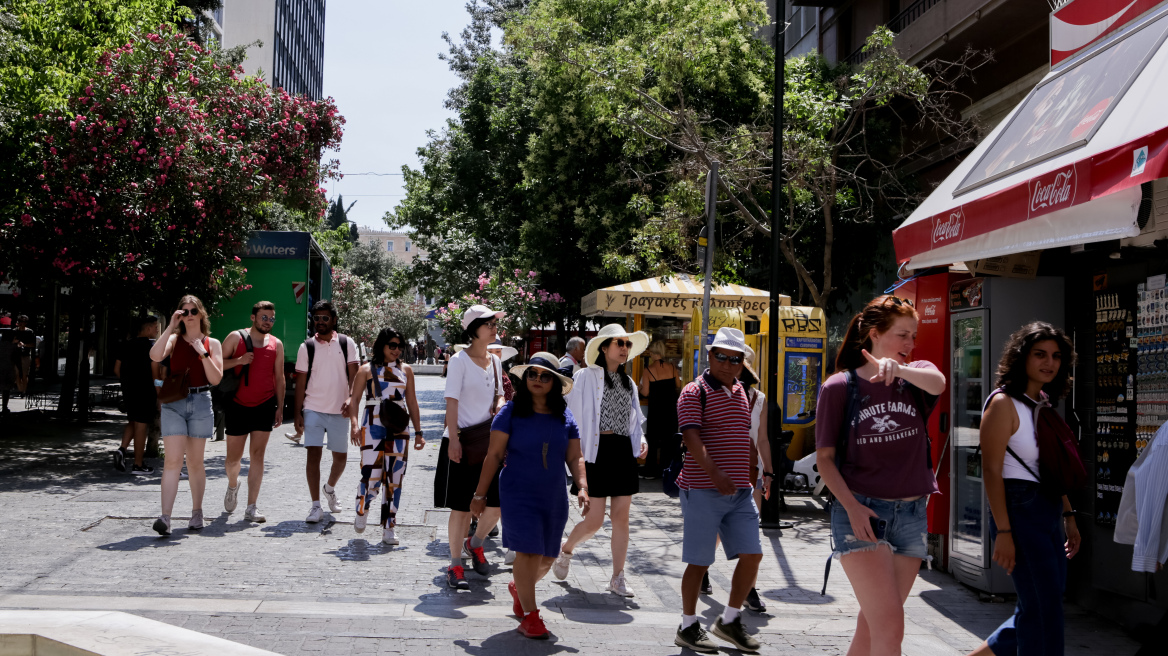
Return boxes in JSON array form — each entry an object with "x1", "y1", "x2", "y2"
[
  {"x1": 237, "y1": 231, "x2": 311, "y2": 259},
  {"x1": 785, "y1": 337, "x2": 824, "y2": 349},
  {"x1": 580, "y1": 276, "x2": 782, "y2": 318}
]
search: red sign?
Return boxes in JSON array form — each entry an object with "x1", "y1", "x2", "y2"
[
  {"x1": 931, "y1": 208, "x2": 966, "y2": 246},
  {"x1": 1052, "y1": 0, "x2": 1164, "y2": 66},
  {"x1": 1027, "y1": 166, "x2": 1078, "y2": 217}
]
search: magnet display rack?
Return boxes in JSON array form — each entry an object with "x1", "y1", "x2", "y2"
[
  {"x1": 1136, "y1": 280, "x2": 1168, "y2": 460},
  {"x1": 1094, "y1": 291, "x2": 1137, "y2": 526}
]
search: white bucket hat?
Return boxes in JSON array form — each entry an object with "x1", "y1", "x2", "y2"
[
  {"x1": 460, "y1": 304, "x2": 505, "y2": 330},
  {"x1": 584, "y1": 323, "x2": 650, "y2": 367},
  {"x1": 706, "y1": 327, "x2": 749, "y2": 354},
  {"x1": 510, "y1": 352, "x2": 574, "y2": 395}
]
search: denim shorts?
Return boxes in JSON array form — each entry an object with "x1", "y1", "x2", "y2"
[
  {"x1": 830, "y1": 493, "x2": 929, "y2": 560},
  {"x1": 680, "y1": 488, "x2": 762, "y2": 566},
  {"x1": 303, "y1": 409, "x2": 350, "y2": 453},
  {"x1": 160, "y1": 390, "x2": 214, "y2": 439}
]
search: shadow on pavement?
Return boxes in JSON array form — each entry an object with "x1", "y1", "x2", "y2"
[
  {"x1": 259, "y1": 518, "x2": 332, "y2": 538},
  {"x1": 454, "y1": 632, "x2": 580, "y2": 655}
]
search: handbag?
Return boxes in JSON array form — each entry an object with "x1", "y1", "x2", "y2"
[
  {"x1": 216, "y1": 330, "x2": 252, "y2": 403},
  {"x1": 376, "y1": 365, "x2": 411, "y2": 434},
  {"x1": 158, "y1": 368, "x2": 190, "y2": 404},
  {"x1": 454, "y1": 357, "x2": 501, "y2": 465},
  {"x1": 987, "y1": 388, "x2": 1087, "y2": 499}
]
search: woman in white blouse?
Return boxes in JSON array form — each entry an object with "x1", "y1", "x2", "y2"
[
  {"x1": 553, "y1": 323, "x2": 648, "y2": 597},
  {"x1": 438, "y1": 305, "x2": 505, "y2": 590}
]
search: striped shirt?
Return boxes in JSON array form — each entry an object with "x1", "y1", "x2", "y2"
[{"x1": 676, "y1": 371, "x2": 753, "y2": 490}]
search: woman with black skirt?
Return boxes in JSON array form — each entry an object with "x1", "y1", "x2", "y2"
[
  {"x1": 638, "y1": 340, "x2": 681, "y2": 478},
  {"x1": 553, "y1": 323, "x2": 648, "y2": 597}
]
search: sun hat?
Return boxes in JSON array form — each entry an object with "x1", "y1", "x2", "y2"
[
  {"x1": 510, "y1": 352, "x2": 574, "y2": 395},
  {"x1": 584, "y1": 323, "x2": 650, "y2": 367},
  {"x1": 706, "y1": 327, "x2": 749, "y2": 354},
  {"x1": 461, "y1": 304, "x2": 505, "y2": 330},
  {"x1": 486, "y1": 339, "x2": 519, "y2": 362}
]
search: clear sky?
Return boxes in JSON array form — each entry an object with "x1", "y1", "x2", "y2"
[{"x1": 321, "y1": 1, "x2": 469, "y2": 230}]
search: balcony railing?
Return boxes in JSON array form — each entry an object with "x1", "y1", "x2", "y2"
[{"x1": 844, "y1": 0, "x2": 944, "y2": 66}]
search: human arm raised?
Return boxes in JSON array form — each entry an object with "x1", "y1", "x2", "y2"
[
  {"x1": 861, "y1": 349, "x2": 946, "y2": 395},
  {"x1": 221, "y1": 331, "x2": 252, "y2": 369},
  {"x1": 188, "y1": 337, "x2": 223, "y2": 385}
]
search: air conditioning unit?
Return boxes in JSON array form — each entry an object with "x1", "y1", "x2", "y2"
[{"x1": 1122, "y1": 178, "x2": 1168, "y2": 247}]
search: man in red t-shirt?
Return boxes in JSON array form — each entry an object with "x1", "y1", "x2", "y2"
[
  {"x1": 221, "y1": 301, "x2": 286, "y2": 523},
  {"x1": 673, "y1": 327, "x2": 764, "y2": 655}
]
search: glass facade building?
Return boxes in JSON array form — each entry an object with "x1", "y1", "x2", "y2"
[{"x1": 272, "y1": 0, "x2": 326, "y2": 99}]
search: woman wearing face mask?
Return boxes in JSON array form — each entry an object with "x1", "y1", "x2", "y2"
[
  {"x1": 965, "y1": 322, "x2": 1080, "y2": 656},
  {"x1": 149, "y1": 295, "x2": 224, "y2": 536},
  {"x1": 553, "y1": 324, "x2": 649, "y2": 597},
  {"x1": 814, "y1": 295, "x2": 946, "y2": 656}
]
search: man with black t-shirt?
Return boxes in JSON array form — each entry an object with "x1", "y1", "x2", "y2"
[
  {"x1": 114, "y1": 315, "x2": 160, "y2": 475},
  {"x1": 11, "y1": 315, "x2": 36, "y2": 395}
]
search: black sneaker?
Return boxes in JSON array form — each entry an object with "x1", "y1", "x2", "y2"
[
  {"x1": 131, "y1": 464, "x2": 155, "y2": 476},
  {"x1": 464, "y1": 538, "x2": 490, "y2": 575},
  {"x1": 446, "y1": 565, "x2": 470, "y2": 590},
  {"x1": 713, "y1": 616, "x2": 761, "y2": 653},
  {"x1": 467, "y1": 518, "x2": 478, "y2": 538},
  {"x1": 488, "y1": 524, "x2": 499, "y2": 538},
  {"x1": 113, "y1": 448, "x2": 127, "y2": 473},
  {"x1": 700, "y1": 571, "x2": 713, "y2": 595},
  {"x1": 674, "y1": 623, "x2": 718, "y2": 654},
  {"x1": 744, "y1": 587, "x2": 766, "y2": 613}
]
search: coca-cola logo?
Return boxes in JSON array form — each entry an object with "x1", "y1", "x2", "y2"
[
  {"x1": 1030, "y1": 167, "x2": 1076, "y2": 215},
  {"x1": 932, "y1": 209, "x2": 965, "y2": 245}
]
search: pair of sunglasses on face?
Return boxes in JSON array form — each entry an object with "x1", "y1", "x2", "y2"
[
  {"x1": 608, "y1": 338, "x2": 632, "y2": 349},
  {"x1": 180, "y1": 308, "x2": 200, "y2": 317},
  {"x1": 387, "y1": 342, "x2": 403, "y2": 350},
  {"x1": 257, "y1": 314, "x2": 275, "y2": 323},
  {"x1": 312, "y1": 315, "x2": 332, "y2": 323},
  {"x1": 712, "y1": 352, "x2": 744, "y2": 365},
  {"x1": 525, "y1": 369, "x2": 555, "y2": 383}
]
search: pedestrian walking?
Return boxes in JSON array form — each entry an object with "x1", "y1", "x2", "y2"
[
  {"x1": 114, "y1": 315, "x2": 160, "y2": 475},
  {"x1": 436, "y1": 305, "x2": 505, "y2": 590},
  {"x1": 965, "y1": 322, "x2": 1081, "y2": 656},
  {"x1": 554, "y1": 323, "x2": 648, "y2": 597},
  {"x1": 638, "y1": 340, "x2": 681, "y2": 479},
  {"x1": 149, "y1": 295, "x2": 224, "y2": 536},
  {"x1": 294, "y1": 300, "x2": 359, "y2": 524},
  {"x1": 11, "y1": 314, "x2": 35, "y2": 395},
  {"x1": 221, "y1": 301, "x2": 286, "y2": 524},
  {"x1": 0, "y1": 314, "x2": 15, "y2": 413},
  {"x1": 559, "y1": 336, "x2": 586, "y2": 374},
  {"x1": 672, "y1": 327, "x2": 764, "y2": 654},
  {"x1": 347, "y1": 327, "x2": 424, "y2": 546},
  {"x1": 814, "y1": 295, "x2": 946, "y2": 656},
  {"x1": 471, "y1": 352, "x2": 588, "y2": 639}
]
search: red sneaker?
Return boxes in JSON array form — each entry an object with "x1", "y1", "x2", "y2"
[
  {"x1": 464, "y1": 537, "x2": 489, "y2": 575},
  {"x1": 517, "y1": 610, "x2": 549, "y2": 639},
  {"x1": 446, "y1": 565, "x2": 470, "y2": 590},
  {"x1": 508, "y1": 580, "x2": 523, "y2": 617}
]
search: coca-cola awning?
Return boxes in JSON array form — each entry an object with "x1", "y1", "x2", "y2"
[{"x1": 893, "y1": 2, "x2": 1168, "y2": 270}]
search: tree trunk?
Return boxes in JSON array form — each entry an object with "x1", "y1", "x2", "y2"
[
  {"x1": 554, "y1": 316, "x2": 566, "y2": 356},
  {"x1": 77, "y1": 307, "x2": 92, "y2": 422},
  {"x1": 55, "y1": 294, "x2": 91, "y2": 422}
]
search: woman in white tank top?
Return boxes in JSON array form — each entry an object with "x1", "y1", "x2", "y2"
[{"x1": 966, "y1": 322, "x2": 1080, "y2": 656}]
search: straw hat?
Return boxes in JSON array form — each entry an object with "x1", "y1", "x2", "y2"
[
  {"x1": 584, "y1": 323, "x2": 650, "y2": 367},
  {"x1": 510, "y1": 352, "x2": 574, "y2": 395}
]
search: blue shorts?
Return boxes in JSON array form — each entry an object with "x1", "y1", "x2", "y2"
[
  {"x1": 680, "y1": 489, "x2": 762, "y2": 566},
  {"x1": 160, "y1": 390, "x2": 214, "y2": 439},
  {"x1": 303, "y1": 409, "x2": 350, "y2": 453},
  {"x1": 830, "y1": 493, "x2": 929, "y2": 560}
]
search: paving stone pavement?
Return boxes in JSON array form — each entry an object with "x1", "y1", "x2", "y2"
[{"x1": 0, "y1": 375, "x2": 1140, "y2": 655}]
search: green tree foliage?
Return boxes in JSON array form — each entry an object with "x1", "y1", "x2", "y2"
[{"x1": 345, "y1": 239, "x2": 409, "y2": 296}]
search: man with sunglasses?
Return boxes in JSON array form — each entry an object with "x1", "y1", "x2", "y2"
[
  {"x1": 294, "y1": 300, "x2": 359, "y2": 523},
  {"x1": 221, "y1": 301, "x2": 286, "y2": 523},
  {"x1": 673, "y1": 327, "x2": 764, "y2": 654}
]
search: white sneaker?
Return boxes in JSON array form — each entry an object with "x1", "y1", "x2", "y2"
[
  {"x1": 504, "y1": 549, "x2": 516, "y2": 565},
  {"x1": 285, "y1": 431, "x2": 302, "y2": 444},
  {"x1": 305, "y1": 505, "x2": 323, "y2": 523},
  {"x1": 322, "y1": 485, "x2": 341, "y2": 513},
  {"x1": 244, "y1": 505, "x2": 265, "y2": 523},
  {"x1": 224, "y1": 485, "x2": 239, "y2": 513},
  {"x1": 179, "y1": 468, "x2": 189, "y2": 481},
  {"x1": 382, "y1": 528, "x2": 398, "y2": 545},
  {"x1": 607, "y1": 570, "x2": 634, "y2": 597},
  {"x1": 354, "y1": 512, "x2": 367, "y2": 534},
  {"x1": 552, "y1": 550, "x2": 572, "y2": 580}
]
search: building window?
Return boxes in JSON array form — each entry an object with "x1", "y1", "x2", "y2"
[
  {"x1": 405, "y1": 242, "x2": 411, "y2": 252},
  {"x1": 387, "y1": 241, "x2": 395, "y2": 252}
]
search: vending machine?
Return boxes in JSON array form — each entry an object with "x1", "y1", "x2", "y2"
[{"x1": 948, "y1": 276, "x2": 1065, "y2": 594}]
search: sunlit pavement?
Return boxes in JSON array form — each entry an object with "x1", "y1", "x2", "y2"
[{"x1": 0, "y1": 375, "x2": 1137, "y2": 655}]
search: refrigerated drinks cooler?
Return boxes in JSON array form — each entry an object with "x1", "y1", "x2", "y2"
[{"x1": 948, "y1": 276, "x2": 1065, "y2": 594}]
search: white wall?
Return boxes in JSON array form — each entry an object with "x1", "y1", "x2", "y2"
[{"x1": 220, "y1": 0, "x2": 277, "y2": 82}]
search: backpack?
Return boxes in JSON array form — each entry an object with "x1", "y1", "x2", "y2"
[
  {"x1": 303, "y1": 334, "x2": 353, "y2": 387},
  {"x1": 663, "y1": 385, "x2": 706, "y2": 498},
  {"x1": 982, "y1": 388, "x2": 1087, "y2": 499},
  {"x1": 216, "y1": 330, "x2": 253, "y2": 403}
]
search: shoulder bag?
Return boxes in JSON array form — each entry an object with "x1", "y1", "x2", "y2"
[
  {"x1": 158, "y1": 337, "x2": 209, "y2": 404},
  {"x1": 458, "y1": 356, "x2": 500, "y2": 465}
]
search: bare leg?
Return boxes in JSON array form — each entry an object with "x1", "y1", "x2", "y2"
[
  {"x1": 225, "y1": 434, "x2": 247, "y2": 490},
  {"x1": 185, "y1": 437, "x2": 207, "y2": 512},
  {"x1": 306, "y1": 446, "x2": 322, "y2": 501},
  {"x1": 512, "y1": 553, "x2": 556, "y2": 613},
  {"x1": 474, "y1": 506, "x2": 501, "y2": 541},
  {"x1": 561, "y1": 497, "x2": 608, "y2": 554},
  {"x1": 327, "y1": 450, "x2": 347, "y2": 487},
  {"x1": 448, "y1": 510, "x2": 473, "y2": 561},
  {"x1": 131, "y1": 422, "x2": 147, "y2": 467},
  {"x1": 681, "y1": 564, "x2": 709, "y2": 615},
  {"x1": 751, "y1": 488, "x2": 763, "y2": 591},
  {"x1": 609, "y1": 495, "x2": 632, "y2": 576},
  {"x1": 160, "y1": 435, "x2": 187, "y2": 516},
  {"x1": 839, "y1": 546, "x2": 920, "y2": 656},
  {"x1": 121, "y1": 423, "x2": 133, "y2": 450},
  {"x1": 728, "y1": 553, "x2": 763, "y2": 609},
  {"x1": 246, "y1": 432, "x2": 270, "y2": 505}
]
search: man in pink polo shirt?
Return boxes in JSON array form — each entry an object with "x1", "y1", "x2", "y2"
[{"x1": 294, "y1": 300, "x2": 359, "y2": 523}]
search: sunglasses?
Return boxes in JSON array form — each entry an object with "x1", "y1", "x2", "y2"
[
  {"x1": 258, "y1": 315, "x2": 275, "y2": 323},
  {"x1": 608, "y1": 338, "x2": 632, "y2": 349},
  {"x1": 712, "y1": 352, "x2": 744, "y2": 365},
  {"x1": 387, "y1": 342, "x2": 403, "y2": 350},
  {"x1": 885, "y1": 296, "x2": 914, "y2": 308},
  {"x1": 525, "y1": 369, "x2": 555, "y2": 383},
  {"x1": 180, "y1": 308, "x2": 200, "y2": 317},
  {"x1": 312, "y1": 315, "x2": 332, "y2": 322}
]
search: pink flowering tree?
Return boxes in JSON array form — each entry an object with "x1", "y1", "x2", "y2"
[
  {"x1": 3, "y1": 26, "x2": 344, "y2": 418},
  {"x1": 433, "y1": 269, "x2": 566, "y2": 346}
]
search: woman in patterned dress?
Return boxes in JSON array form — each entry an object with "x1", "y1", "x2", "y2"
[{"x1": 347, "y1": 328, "x2": 423, "y2": 545}]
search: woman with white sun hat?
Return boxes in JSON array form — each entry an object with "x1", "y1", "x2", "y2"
[{"x1": 553, "y1": 323, "x2": 649, "y2": 597}]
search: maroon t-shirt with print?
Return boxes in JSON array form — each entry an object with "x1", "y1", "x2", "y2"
[{"x1": 814, "y1": 360, "x2": 940, "y2": 499}]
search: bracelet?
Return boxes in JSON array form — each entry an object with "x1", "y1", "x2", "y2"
[
  {"x1": 472, "y1": 494, "x2": 487, "y2": 501},
  {"x1": 1062, "y1": 511, "x2": 1076, "y2": 518}
]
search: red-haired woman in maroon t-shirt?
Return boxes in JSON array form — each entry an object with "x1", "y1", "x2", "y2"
[{"x1": 815, "y1": 295, "x2": 946, "y2": 656}]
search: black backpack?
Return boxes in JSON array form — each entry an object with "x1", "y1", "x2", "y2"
[
  {"x1": 216, "y1": 330, "x2": 254, "y2": 403},
  {"x1": 303, "y1": 334, "x2": 353, "y2": 387}
]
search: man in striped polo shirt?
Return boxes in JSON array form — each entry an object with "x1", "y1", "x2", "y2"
[{"x1": 673, "y1": 327, "x2": 764, "y2": 655}]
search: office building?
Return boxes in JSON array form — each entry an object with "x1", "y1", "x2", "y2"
[{"x1": 214, "y1": 0, "x2": 326, "y2": 99}]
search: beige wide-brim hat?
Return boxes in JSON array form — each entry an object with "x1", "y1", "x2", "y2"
[
  {"x1": 510, "y1": 352, "x2": 574, "y2": 395},
  {"x1": 584, "y1": 323, "x2": 650, "y2": 368},
  {"x1": 454, "y1": 341, "x2": 519, "y2": 362}
]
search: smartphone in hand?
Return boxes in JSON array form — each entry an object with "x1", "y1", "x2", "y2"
[{"x1": 869, "y1": 517, "x2": 888, "y2": 540}]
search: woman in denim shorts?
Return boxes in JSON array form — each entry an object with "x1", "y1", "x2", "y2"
[
  {"x1": 149, "y1": 295, "x2": 224, "y2": 536},
  {"x1": 814, "y1": 295, "x2": 947, "y2": 656}
]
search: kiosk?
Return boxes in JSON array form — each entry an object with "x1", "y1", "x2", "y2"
[{"x1": 768, "y1": 306, "x2": 827, "y2": 461}]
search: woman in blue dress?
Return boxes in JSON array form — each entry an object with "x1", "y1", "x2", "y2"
[{"x1": 471, "y1": 352, "x2": 589, "y2": 640}]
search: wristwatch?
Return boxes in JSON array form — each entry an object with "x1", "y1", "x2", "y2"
[{"x1": 763, "y1": 471, "x2": 775, "y2": 479}]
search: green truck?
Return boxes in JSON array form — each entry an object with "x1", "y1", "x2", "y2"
[{"x1": 212, "y1": 231, "x2": 333, "y2": 383}]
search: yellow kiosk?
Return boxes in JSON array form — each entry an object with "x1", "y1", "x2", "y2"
[{"x1": 767, "y1": 306, "x2": 827, "y2": 461}]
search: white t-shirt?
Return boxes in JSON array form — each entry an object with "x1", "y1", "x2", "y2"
[
  {"x1": 295, "y1": 332, "x2": 358, "y2": 415},
  {"x1": 444, "y1": 349, "x2": 503, "y2": 428},
  {"x1": 749, "y1": 388, "x2": 766, "y2": 470}
]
